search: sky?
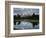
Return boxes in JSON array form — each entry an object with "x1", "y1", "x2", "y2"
[{"x1": 13, "y1": 8, "x2": 39, "y2": 15}]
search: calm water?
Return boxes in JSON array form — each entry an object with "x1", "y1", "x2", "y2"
[{"x1": 14, "y1": 20, "x2": 39, "y2": 30}]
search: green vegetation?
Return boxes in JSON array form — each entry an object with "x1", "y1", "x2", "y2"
[{"x1": 14, "y1": 13, "x2": 39, "y2": 20}]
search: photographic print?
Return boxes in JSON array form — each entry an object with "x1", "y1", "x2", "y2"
[
  {"x1": 5, "y1": 1, "x2": 45, "y2": 37},
  {"x1": 10, "y1": 5, "x2": 43, "y2": 33},
  {"x1": 13, "y1": 8, "x2": 39, "y2": 30}
]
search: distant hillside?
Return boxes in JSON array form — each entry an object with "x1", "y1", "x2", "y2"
[{"x1": 14, "y1": 13, "x2": 39, "y2": 20}]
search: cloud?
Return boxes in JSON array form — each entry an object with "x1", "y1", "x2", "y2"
[{"x1": 13, "y1": 8, "x2": 39, "y2": 15}]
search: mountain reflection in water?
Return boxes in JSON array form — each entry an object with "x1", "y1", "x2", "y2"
[{"x1": 14, "y1": 19, "x2": 39, "y2": 30}]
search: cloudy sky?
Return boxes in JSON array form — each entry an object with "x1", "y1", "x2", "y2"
[{"x1": 13, "y1": 8, "x2": 39, "y2": 15}]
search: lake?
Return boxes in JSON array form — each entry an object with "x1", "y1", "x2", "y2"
[{"x1": 13, "y1": 19, "x2": 39, "y2": 30}]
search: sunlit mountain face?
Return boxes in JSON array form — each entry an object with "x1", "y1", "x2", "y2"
[{"x1": 13, "y1": 8, "x2": 39, "y2": 17}]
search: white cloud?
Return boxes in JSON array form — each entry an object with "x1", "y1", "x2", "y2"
[{"x1": 14, "y1": 8, "x2": 39, "y2": 15}]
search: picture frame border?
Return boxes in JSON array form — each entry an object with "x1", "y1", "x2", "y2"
[{"x1": 5, "y1": 1, "x2": 45, "y2": 37}]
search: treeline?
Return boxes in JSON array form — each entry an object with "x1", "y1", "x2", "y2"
[{"x1": 14, "y1": 13, "x2": 39, "y2": 20}]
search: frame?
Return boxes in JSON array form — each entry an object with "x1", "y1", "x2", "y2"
[{"x1": 5, "y1": 1, "x2": 45, "y2": 37}]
